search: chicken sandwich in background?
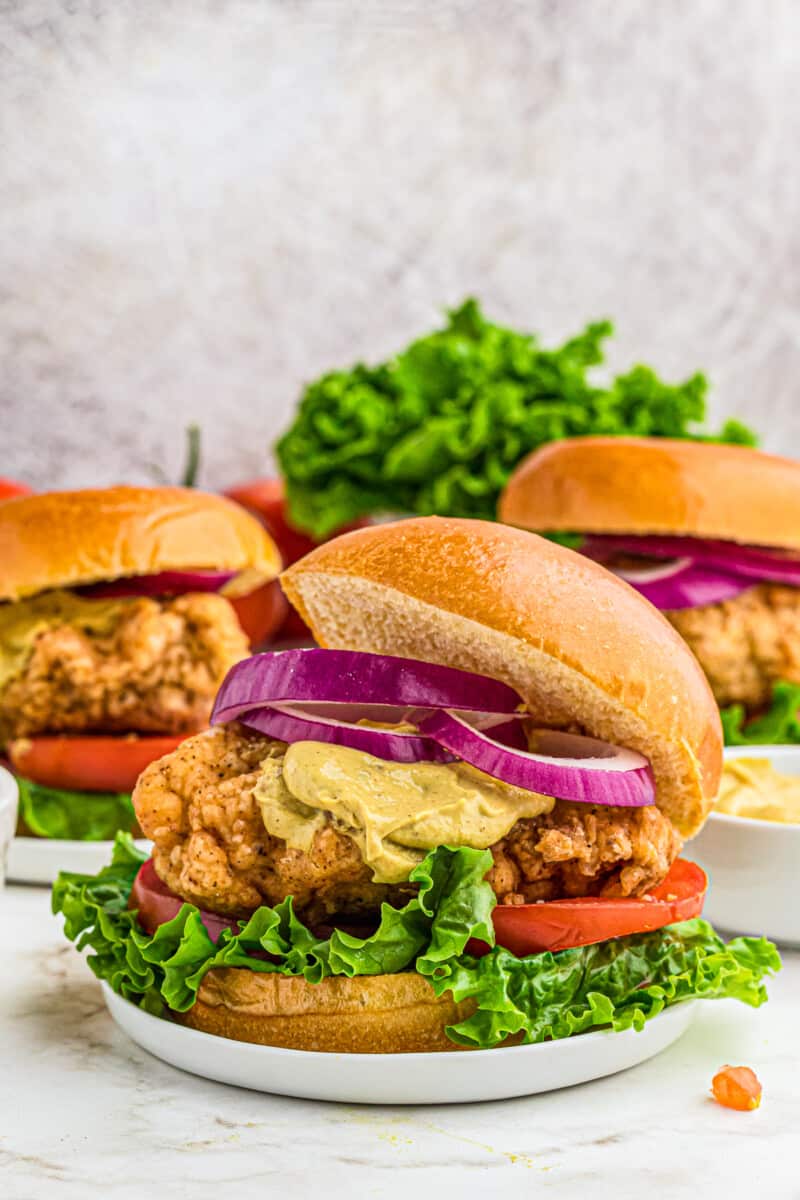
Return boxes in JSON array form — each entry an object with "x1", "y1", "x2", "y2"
[
  {"x1": 501, "y1": 437, "x2": 800, "y2": 745},
  {"x1": 1, "y1": 486, "x2": 280, "y2": 842}
]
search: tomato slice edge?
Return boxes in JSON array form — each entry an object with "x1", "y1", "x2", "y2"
[
  {"x1": 487, "y1": 859, "x2": 707, "y2": 956},
  {"x1": 131, "y1": 859, "x2": 238, "y2": 943},
  {"x1": 130, "y1": 857, "x2": 707, "y2": 958},
  {"x1": 9, "y1": 733, "x2": 190, "y2": 793}
]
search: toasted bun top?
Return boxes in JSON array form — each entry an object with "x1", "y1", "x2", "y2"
[
  {"x1": 499, "y1": 436, "x2": 800, "y2": 550},
  {"x1": 0, "y1": 486, "x2": 281, "y2": 601},
  {"x1": 282, "y1": 517, "x2": 721, "y2": 837}
]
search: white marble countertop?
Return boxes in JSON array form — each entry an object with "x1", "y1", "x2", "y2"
[{"x1": 2, "y1": 883, "x2": 799, "y2": 1200}]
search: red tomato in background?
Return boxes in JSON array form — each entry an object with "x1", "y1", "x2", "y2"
[
  {"x1": 9, "y1": 734, "x2": 189, "y2": 793},
  {"x1": 224, "y1": 478, "x2": 320, "y2": 565},
  {"x1": 0, "y1": 478, "x2": 32, "y2": 500},
  {"x1": 229, "y1": 579, "x2": 289, "y2": 647},
  {"x1": 224, "y1": 478, "x2": 368, "y2": 644}
]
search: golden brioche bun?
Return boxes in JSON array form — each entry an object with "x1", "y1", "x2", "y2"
[
  {"x1": 0, "y1": 486, "x2": 280, "y2": 601},
  {"x1": 500, "y1": 436, "x2": 800, "y2": 550},
  {"x1": 282, "y1": 516, "x2": 721, "y2": 837},
  {"x1": 175, "y1": 968, "x2": 478, "y2": 1053}
]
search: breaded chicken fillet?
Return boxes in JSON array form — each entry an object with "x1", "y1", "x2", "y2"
[
  {"x1": 0, "y1": 593, "x2": 250, "y2": 743},
  {"x1": 666, "y1": 584, "x2": 800, "y2": 711},
  {"x1": 134, "y1": 724, "x2": 682, "y2": 922}
]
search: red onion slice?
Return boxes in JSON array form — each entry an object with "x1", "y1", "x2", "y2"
[
  {"x1": 78, "y1": 570, "x2": 238, "y2": 599},
  {"x1": 613, "y1": 561, "x2": 752, "y2": 610},
  {"x1": 212, "y1": 648, "x2": 523, "y2": 726},
  {"x1": 238, "y1": 705, "x2": 653, "y2": 806},
  {"x1": 417, "y1": 712, "x2": 655, "y2": 806},
  {"x1": 584, "y1": 534, "x2": 800, "y2": 578},
  {"x1": 582, "y1": 535, "x2": 800, "y2": 607},
  {"x1": 239, "y1": 704, "x2": 456, "y2": 762},
  {"x1": 613, "y1": 557, "x2": 693, "y2": 584},
  {"x1": 218, "y1": 649, "x2": 654, "y2": 807}
]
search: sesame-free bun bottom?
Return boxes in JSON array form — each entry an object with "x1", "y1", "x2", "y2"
[
  {"x1": 0, "y1": 486, "x2": 281, "y2": 601},
  {"x1": 174, "y1": 968, "x2": 478, "y2": 1053}
]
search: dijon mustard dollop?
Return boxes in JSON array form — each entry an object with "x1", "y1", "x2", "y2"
[{"x1": 254, "y1": 740, "x2": 555, "y2": 883}]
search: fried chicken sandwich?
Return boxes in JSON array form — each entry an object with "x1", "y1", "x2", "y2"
[
  {"x1": 54, "y1": 518, "x2": 778, "y2": 1054},
  {"x1": 501, "y1": 437, "x2": 800, "y2": 742},
  {"x1": 2, "y1": 486, "x2": 279, "y2": 843}
]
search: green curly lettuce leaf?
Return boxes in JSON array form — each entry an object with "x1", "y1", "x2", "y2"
[
  {"x1": 18, "y1": 777, "x2": 135, "y2": 841},
  {"x1": 420, "y1": 920, "x2": 780, "y2": 1048},
  {"x1": 53, "y1": 835, "x2": 779, "y2": 1046},
  {"x1": 52, "y1": 837, "x2": 494, "y2": 1016},
  {"x1": 276, "y1": 299, "x2": 757, "y2": 537},
  {"x1": 721, "y1": 680, "x2": 800, "y2": 745}
]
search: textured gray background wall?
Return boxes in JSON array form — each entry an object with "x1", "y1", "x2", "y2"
[{"x1": 2, "y1": 0, "x2": 798, "y2": 491}]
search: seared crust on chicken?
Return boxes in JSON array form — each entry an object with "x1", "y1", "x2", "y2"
[
  {"x1": 134, "y1": 724, "x2": 682, "y2": 919},
  {"x1": 0, "y1": 593, "x2": 249, "y2": 742},
  {"x1": 667, "y1": 583, "x2": 800, "y2": 711}
]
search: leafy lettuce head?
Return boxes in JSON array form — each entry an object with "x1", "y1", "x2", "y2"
[{"x1": 276, "y1": 300, "x2": 756, "y2": 538}]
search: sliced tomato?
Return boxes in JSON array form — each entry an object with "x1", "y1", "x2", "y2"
[
  {"x1": 131, "y1": 858, "x2": 238, "y2": 942},
  {"x1": 224, "y1": 478, "x2": 320, "y2": 566},
  {"x1": 130, "y1": 856, "x2": 707, "y2": 958},
  {"x1": 485, "y1": 859, "x2": 707, "y2": 956},
  {"x1": 229, "y1": 579, "x2": 290, "y2": 648},
  {"x1": 224, "y1": 477, "x2": 368, "y2": 643},
  {"x1": 0, "y1": 478, "x2": 32, "y2": 500},
  {"x1": 9, "y1": 734, "x2": 189, "y2": 794}
]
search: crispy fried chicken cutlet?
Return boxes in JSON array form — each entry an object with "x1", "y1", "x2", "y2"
[
  {"x1": 0, "y1": 592, "x2": 250, "y2": 743},
  {"x1": 134, "y1": 724, "x2": 682, "y2": 922},
  {"x1": 666, "y1": 583, "x2": 800, "y2": 711}
]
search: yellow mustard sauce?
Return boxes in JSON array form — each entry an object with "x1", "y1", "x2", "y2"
[
  {"x1": 254, "y1": 739, "x2": 555, "y2": 883},
  {"x1": 716, "y1": 757, "x2": 800, "y2": 825}
]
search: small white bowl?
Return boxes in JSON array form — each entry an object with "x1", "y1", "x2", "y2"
[
  {"x1": 0, "y1": 766, "x2": 20, "y2": 888},
  {"x1": 688, "y1": 745, "x2": 800, "y2": 946}
]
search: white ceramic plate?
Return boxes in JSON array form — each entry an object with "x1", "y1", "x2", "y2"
[
  {"x1": 689, "y1": 745, "x2": 800, "y2": 946},
  {"x1": 7, "y1": 836, "x2": 151, "y2": 886},
  {"x1": 0, "y1": 767, "x2": 20, "y2": 888},
  {"x1": 103, "y1": 984, "x2": 698, "y2": 1104}
]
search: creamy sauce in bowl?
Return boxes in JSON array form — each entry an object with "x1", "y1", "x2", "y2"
[{"x1": 716, "y1": 757, "x2": 800, "y2": 825}]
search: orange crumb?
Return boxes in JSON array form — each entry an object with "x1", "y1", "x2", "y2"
[{"x1": 711, "y1": 1065, "x2": 762, "y2": 1111}]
